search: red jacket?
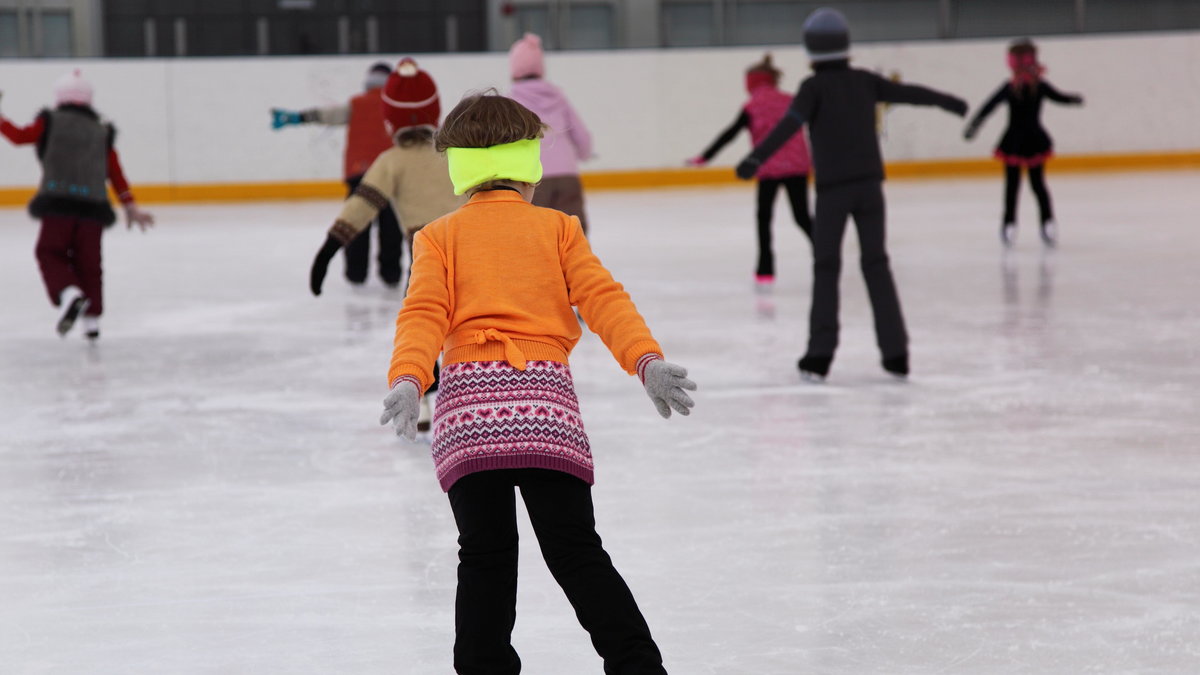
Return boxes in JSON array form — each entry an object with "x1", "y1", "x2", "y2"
[{"x1": 344, "y1": 89, "x2": 392, "y2": 180}]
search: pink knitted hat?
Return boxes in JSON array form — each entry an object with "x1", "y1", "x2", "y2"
[
  {"x1": 54, "y1": 69, "x2": 93, "y2": 106},
  {"x1": 509, "y1": 33, "x2": 544, "y2": 79}
]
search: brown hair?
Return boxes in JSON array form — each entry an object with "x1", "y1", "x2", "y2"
[
  {"x1": 434, "y1": 90, "x2": 545, "y2": 152},
  {"x1": 1008, "y1": 38, "x2": 1037, "y2": 57}
]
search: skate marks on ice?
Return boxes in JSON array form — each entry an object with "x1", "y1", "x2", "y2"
[{"x1": 3, "y1": 175, "x2": 1200, "y2": 673}]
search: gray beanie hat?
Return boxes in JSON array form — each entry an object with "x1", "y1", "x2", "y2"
[{"x1": 803, "y1": 8, "x2": 850, "y2": 62}]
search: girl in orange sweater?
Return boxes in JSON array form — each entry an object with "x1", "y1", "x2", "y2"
[{"x1": 380, "y1": 92, "x2": 695, "y2": 674}]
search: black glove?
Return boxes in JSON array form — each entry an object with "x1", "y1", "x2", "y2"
[
  {"x1": 946, "y1": 97, "x2": 969, "y2": 117},
  {"x1": 734, "y1": 156, "x2": 761, "y2": 180},
  {"x1": 310, "y1": 235, "x2": 342, "y2": 296},
  {"x1": 963, "y1": 119, "x2": 980, "y2": 141}
]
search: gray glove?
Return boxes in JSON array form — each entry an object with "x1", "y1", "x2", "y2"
[
  {"x1": 380, "y1": 379, "x2": 420, "y2": 441},
  {"x1": 642, "y1": 359, "x2": 697, "y2": 419}
]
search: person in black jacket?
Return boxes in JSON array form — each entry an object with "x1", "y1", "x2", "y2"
[
  {"x1": 735, "y1": 8, "x2": 967, "y2": 381},
  {"x1": 965, "y1": 38, "x2": 1083, "y2": 247}
]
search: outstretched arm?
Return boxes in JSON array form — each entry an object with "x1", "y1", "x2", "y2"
[
  {"x1": 1041, "y1": 81, "x2": 1084, "y2": 105},
  {"x1": 695, "y1": 110, "x2": 749, "y2": 163},
  {"x1": 964, "y1": 84, "x2": 1009, "y2": 140},
  {"x1": 310, "y1": 157, "x2": 397, "y2": 295},
  {"x1": 104, "y1": 145, "x2": 153, "y2": 230},
  {"x1": 875, "y1": 76, "x2": 968, "y2": 115},
  {"x1": 271, "y1": 103, "x2": 351, "y2": 129},
  {"x1": 387, "y1": 231, "x2": 451, "y2": 392},
  {"x1": 0, "y1": 111, "x2": 45, "y2": 145}
]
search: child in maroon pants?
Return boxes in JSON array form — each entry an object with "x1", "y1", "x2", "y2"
[{"x1": 1, "y1": 70, "x2": 154, "y2": 339}]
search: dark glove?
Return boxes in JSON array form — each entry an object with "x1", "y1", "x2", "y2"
[
  {"x1": 310, "y1": 235, "x2": 342, "y2": 296},
  {"x1": 963, "y1": 119, "x2": 980, "y2": 141},
  {"x1": 946, "y1": 97, "x2": 969, "y2": 117},
  {"x1": 734, "y1": 156, "x2": 761, "y2": 180}
]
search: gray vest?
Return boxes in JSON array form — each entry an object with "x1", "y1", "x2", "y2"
[{"x1": 37, "y1": 108, "x2": 110, "y2": 204}]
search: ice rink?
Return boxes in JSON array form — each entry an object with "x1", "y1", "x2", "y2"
[{"x1": 2, "y1": 171, "x2": 1199, "y2": 673}]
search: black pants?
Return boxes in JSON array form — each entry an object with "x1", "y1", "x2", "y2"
[
  {"x1": 447, "y1": 469, "x2": 665, "y2": 675},
  {"x1": 755, "y1": 175, "x2": 813, "y2": 277},
  {"x1": 806, "y1": 179, "x2": 907, "y2": 360},
  {"x1": 1002, "y1": 164, "x2": 1054, "y2": 226},
  {"x1": 342, "y1": 176, "x2": 403, "y2": 285}
]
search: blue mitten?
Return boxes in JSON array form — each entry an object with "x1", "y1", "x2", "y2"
[
  {"x1": 640, "y1": 357, "x2": 697, "y2": 419},
  {"x1": 380, "y1": 379, "x2": 421, "y2": 441},
  {"x1": 271, "y1": 108, "x2": 304, "y2": 130}
]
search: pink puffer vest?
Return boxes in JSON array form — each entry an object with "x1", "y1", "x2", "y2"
[{"x1": 745, "y1": 86, "x2": 811, "y2": 179}]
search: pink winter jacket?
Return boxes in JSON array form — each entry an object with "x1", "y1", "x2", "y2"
[{"x1": 510, "y1": 79, "x2": 592, "y2": 178}]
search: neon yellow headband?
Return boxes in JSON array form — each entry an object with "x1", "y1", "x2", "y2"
[{"x1": 445, "y1": 138, "x2": 543, "y2": 195}]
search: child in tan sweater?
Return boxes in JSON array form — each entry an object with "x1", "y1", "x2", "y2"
[
  {"x1": 379, "y1": 92, "x2": 695, "y2": 673},
  {"x1": 308, "y1": 59, "x2": 462, "y2": 428}
]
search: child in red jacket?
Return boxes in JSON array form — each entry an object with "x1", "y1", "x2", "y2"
[{"x1": 1, "y1": 71, "x2": 154, "y2": 340}]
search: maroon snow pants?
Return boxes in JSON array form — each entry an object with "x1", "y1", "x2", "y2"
[{"x1": 35, "y1": 214, "x2": 104, "y2": 317}]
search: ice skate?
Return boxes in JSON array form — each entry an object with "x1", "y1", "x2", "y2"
[
  {"x1": 417, "y1": 393, "x2": 433, "y2": 433},
  {"x1": 1000, "y1": 222, "x2": 1016, "y2": 248},
  {"x1": 1040, "y1": 220, "x2": 1057, "y2": 247},
  {"x1": 56, "y1": 287, "x2": 90, "y2": 337},
  {"x1": 754, "y1": 274, "x2": 774, "y2": 294},
  {"x1": 882, "y1": 354, "x2": 909, "y2": 378},
  {"x1": 82, "y1": 316, "x2": 100, "y2": 341},
  {"x1": 798, "y1": 355, "x2": 832, "y2": 382}
]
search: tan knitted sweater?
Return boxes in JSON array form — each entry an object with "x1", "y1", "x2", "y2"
[{"x1": 328, "y1": 141, "x2": 463, "y2": 244}]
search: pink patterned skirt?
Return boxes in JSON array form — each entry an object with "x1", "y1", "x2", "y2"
[{"x1": 431, "y1": 360, "x2": 593, "y2": 491}]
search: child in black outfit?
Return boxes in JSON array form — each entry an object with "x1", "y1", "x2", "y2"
[
  {"x1": 964, "y1": 38, "x2": 1084, "y2": 247},
  {"x1": 735, "y1": 8, "x2": 967, "y2": 381}
]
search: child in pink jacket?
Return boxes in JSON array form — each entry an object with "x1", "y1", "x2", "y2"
[
  {"x1": 691, "y1": 54, "x2": 812, "y2": 291},
  {"x1": 508, "y1": 33, "x2": 594, "y2": 234}
]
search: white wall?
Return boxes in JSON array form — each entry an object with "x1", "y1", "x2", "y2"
[{"x1": 2, "y1": 31, "x2": 1199, "y2": 191}]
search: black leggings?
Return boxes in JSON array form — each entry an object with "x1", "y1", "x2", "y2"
[
  {"x1": 448, "y1": 469, "x2": 665, "y2": 675},
  {"x1": 342, "y1": 176, "x2": 404, "y2": 285},
  {"x1": 755, "y1": 175, "x2": 813, "y2": 277},
  {"x1": 1003, "y1": 164, "x2": 1054, "y2": 226}
]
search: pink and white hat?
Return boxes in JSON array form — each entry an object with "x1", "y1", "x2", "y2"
[{"x1": 54, "y1": 69, "x2": 93, "y2": 106}]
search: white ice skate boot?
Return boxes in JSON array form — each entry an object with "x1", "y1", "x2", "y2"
[
  {"x1": 56, "y1": 286, "x2": 90, "y2": 336},
  {"x1": 1000, "y1": 223, "x2": 1016, "y2": 248},
  {"x1": 82, "y1": 316, "x2": 100, "y2": 341},
  {"x1": 1040, "y1": 220, "x2": 1057, "y2": 247},
  {"x1": 417, "y1": 394, "x2": 433, "y2": 433}
]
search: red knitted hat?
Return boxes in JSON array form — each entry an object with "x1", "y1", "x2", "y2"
[{"x1": 381, "y1": 58, "x2": 440, "y2": 134}]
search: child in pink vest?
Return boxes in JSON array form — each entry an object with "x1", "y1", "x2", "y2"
[{"x1": 690, "y1": 54, "x2": 812, "y2": 291}]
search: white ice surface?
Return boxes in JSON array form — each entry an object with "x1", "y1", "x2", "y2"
[{"x1": 2, "y1": 173, "x2": 1199, "y2": 674}]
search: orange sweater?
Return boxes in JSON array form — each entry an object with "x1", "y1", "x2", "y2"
[{"x1": 389, "y1": 189, "x2": 662, "y2": 392}]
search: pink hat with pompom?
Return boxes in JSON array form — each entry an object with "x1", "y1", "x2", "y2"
[
  {"x1": 54, "y1": 69, "x2": 93, "y2": 106},
  {"x1": 509, "y1": 33, "x2": 544, "y2": 80}
]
